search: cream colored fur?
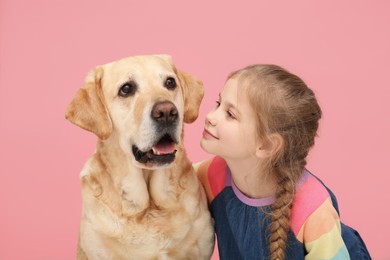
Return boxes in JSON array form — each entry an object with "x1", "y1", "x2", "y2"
[{"x1": 65, "y1": 55, "x2": 214, "y2": 259}]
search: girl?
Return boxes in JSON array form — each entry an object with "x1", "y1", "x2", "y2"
[{"x1": 195, "y1": 64, "x2": 371, "y2": 259}]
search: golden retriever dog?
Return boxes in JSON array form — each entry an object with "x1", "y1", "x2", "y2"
[{"x1": 65, "y1": 55, "x2": 214, "y2": 259}]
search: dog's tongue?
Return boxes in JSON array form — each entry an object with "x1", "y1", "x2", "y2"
[{"x1": 152, "y1": 143, "x2": 176, "y2": 155}]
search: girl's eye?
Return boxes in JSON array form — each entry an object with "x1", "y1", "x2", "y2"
[{"x1": 227, "y1": 111, "x2": 236, "y2": 119}]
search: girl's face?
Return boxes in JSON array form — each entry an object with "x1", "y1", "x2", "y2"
[{"x1": 201, "y1": 78, "x2": 260, "y2": 159}]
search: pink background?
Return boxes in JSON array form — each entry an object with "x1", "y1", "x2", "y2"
[{"x1": 1, "y1": 1, "x2": 389, "y2": 259}]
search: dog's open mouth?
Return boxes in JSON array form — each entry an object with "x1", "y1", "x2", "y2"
[{"x1": 132, "y1": 134, "x2": 177, "y2": 165}]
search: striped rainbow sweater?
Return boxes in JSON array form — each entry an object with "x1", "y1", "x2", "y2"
[{"x1": 194, "y1": 156, "x2": 350, "y2": 259}]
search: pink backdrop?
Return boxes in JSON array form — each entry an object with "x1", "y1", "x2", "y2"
[{"x1": 1, "y1": 1, "x2": 389, "y2": 259}]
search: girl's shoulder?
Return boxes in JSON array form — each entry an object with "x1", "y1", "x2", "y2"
[
  {"x1": 293, "y1": 170, "x2": 332, "y2": 210},
  {"x1": 194, "y1": 156, "x2": 227, "y2": 203},
  {"x1": 291, "y1": 170, "x2": 339, "y2": 235}
]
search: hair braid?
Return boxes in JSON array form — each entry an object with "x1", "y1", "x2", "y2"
[{"x1": 269, "y1": 175, "x2": 295, "y2": 260}]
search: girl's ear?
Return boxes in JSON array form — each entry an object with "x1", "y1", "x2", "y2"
[{"x1": 255, "y1": 133, "x2": 283, "y2": 159}]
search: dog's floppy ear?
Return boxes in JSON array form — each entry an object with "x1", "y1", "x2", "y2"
[
  {"x1": 177, "y1": 69, "x2": 204, "y2": 123},
  {"x1": 65, "y1": 67, "x2": 112, "y2": 140}
]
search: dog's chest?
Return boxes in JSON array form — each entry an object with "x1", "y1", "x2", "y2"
[
  {"x1": 86, "y1": 171, "x2": 196, "y2": 245},
  {"x1": 92, "y1": 199, "x2": 193, "y2": 255}
]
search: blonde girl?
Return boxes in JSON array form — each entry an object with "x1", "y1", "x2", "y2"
[{"x1": 195, "y1": 64, "x2": 370, "y2": 259}]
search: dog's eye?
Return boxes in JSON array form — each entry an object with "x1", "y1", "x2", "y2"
[
  {"x1": 165, "y1": 77, "x2": 176, "y2": 90},
  {"x1": 118, "y1": 82, "x2": 136, "y2": 97}
]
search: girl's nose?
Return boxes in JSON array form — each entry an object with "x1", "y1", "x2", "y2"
[{"x1": 205, "y1": 110, "x2": 217, "y2": 126}]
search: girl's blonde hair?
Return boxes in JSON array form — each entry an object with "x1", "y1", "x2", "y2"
[{"x1": 229, "y1": 64, "x2": 322, "y2": 260}]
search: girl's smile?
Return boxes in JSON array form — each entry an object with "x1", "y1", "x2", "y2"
[{"x1": 202, "y1": 128, "x2": 218, "y2": 140}]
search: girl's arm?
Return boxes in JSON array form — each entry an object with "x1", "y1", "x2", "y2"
[{"x1": 301, "y1": 198, "x2": 350, "y2": 259}]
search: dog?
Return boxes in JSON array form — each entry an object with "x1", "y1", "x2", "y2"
[{"x1": 65, "y1": 55, "x2": 214, "y2": 259}]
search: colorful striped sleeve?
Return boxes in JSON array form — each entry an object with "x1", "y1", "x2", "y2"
[
  {"x1": 291, "y1": 174, "x2": 350, "y2": 259},
  {"x1": 193, "y1": 156, "x2": 227, "y2": 204},
  {"x1": 193, "y1": 158, "x2": 214, "y2": 203}
]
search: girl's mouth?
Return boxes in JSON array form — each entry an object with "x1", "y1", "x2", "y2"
[{"x1": 202, "y1": 129, "x2": 218, "y2": 139}]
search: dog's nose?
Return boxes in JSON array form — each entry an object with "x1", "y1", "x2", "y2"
[{"x1": 151, "y1": 101, "x2": 178, "y2": 124}]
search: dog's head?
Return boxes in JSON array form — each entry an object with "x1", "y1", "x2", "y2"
[{"x1": 65, "y1": 55, "x2": 203, "y2": 169}]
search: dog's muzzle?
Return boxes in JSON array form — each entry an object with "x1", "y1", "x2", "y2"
[{"x1": 132, "y1": 101, "x2": 179, "y2": 166}]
